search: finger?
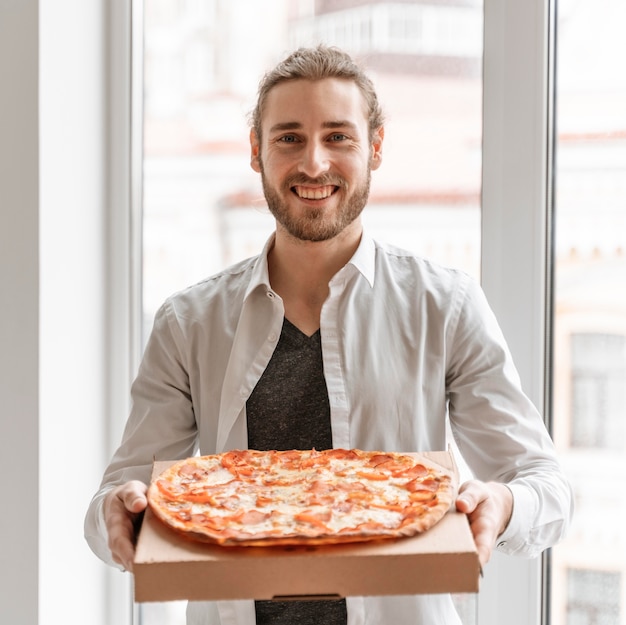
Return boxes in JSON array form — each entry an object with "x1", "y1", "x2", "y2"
[
  {"x1": 110, "y1": 531, "x2": 137, "y2": 572},
  {"x1": 105, "y1": 482, "x2": 148, "y2": 572},
  {"x1": 121, "y1": 482, "x2": 148, "y2": 514},
  {"x1": 466, "y1": 513, "x2": 496, "y2": 566},
  {"x1": 107, "y1": 504, "x2": 139, "y2": 569},
  {"x1": 455, "y1": 481, "x2": 500, "y2": 566},
  {"x1": 107, "y1": 515, "x2": 137, "y2": 571}
]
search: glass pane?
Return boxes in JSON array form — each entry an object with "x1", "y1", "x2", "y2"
[
  {"x1": 570, "y1": 333, "x2": 626, "y2": 450},
  {"x1": 566, "y1": 570, "x2": 621, "y2": 625},
  {"x1": 141, "y1": 0, "x2": 483, "y2": 622},
  {"x1": 550, "y1": 0, "x2": 626, "y2": 623}
]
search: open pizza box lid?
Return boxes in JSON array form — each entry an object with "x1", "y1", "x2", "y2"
[{"x1": 133, "y1": 450, "x2": 480, "y2": 603}]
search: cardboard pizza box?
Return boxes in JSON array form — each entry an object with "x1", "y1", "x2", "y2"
[{"x1": 133, "y1": 450, "x2": 480, "y2": 603}]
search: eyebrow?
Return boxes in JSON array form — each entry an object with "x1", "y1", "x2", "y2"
[{"x1": 268, "y1": 120, "x2": 359, "y2": 134}]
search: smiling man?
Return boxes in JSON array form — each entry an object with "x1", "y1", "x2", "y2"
[
  {"x1": 252, "y1": 77, "x2": 381, "y2": 244},
  {"x1": 85, "y1": 45, "x2": 572, "y2": 625}
]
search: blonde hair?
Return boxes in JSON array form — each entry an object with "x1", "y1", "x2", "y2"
[{"x1": 250, "y1": 45, "x2": 384, "y2": 141}]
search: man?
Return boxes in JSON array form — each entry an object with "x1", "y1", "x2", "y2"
[{"x1": 85, "y1": 45, "x2": 573, "y2": 625}]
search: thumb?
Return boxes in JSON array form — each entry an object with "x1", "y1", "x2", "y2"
[
  {"x1": 456, "y1": 480, "x2": 480, "y2": 514},
  {"x1": 123, "y1": 481, "x2": 148, "y2": 513}
]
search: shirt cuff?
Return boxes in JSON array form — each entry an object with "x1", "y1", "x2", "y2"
[{"x1": 494, "y1": 481, "x2": 538, "y2": 557}]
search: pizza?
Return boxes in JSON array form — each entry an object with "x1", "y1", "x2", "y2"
[{"x1": 147, "y1": 448, "x2": 456, "y2": 547}]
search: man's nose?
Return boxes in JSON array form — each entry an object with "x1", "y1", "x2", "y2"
[{"x1": 298, "y1": 141, "x2": 330, "y2": 178}]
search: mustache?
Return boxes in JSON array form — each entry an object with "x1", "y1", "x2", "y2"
[{"x1": 285, "y1": 174, "x2": 345, "y2": 188}]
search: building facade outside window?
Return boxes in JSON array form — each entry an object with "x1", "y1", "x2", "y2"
[
  {"x1": 550, "y1": 0, "x2": 626, "y2": 623},
  {"x1": 570, "y1": 333, "x2": 626, "y2": 450},
  {"x1": 566, "y1": 569, "x2": 621, "y2": 625}
]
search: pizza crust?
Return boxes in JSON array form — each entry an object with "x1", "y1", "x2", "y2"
[{"x1": 147, "y1": 448, "x2": 456, "y2": 547}]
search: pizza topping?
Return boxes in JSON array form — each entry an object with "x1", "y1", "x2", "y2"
[{"x1": 147, "y1": 448, "x2": 455, "y2": 547}]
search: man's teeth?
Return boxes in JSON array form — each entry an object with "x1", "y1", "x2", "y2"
[{"x1": 295, "y1": 185, "x2": 335, "y2": 200}]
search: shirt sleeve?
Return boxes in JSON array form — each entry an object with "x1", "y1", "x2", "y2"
[
  {"x1": 84, "y1": 300, "x2": 199, "y2": 565},
  {"x1": 445, "y1": 276, "x2": 573, "y2": 558}
]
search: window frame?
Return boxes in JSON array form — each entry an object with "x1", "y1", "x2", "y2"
[
  {"x1": 479, "y1": 0, "x2": 555, "y2": 624},
  {"x1": 106, "y1": 0, "x2": 144, "y2": 623},
  {"x1": 104, "y1": 1, "x2": 557, "y2": 623}
]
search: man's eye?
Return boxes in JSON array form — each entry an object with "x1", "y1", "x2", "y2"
[
  {"x1": 278, "y1": 135, "x2": 298, "y2": 143},
  {"x1": 329, "y1": 133, "x2": 348, "y2": 142}
]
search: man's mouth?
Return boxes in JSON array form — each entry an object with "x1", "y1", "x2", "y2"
[{"x1": 292, "y1": 185, "x2": 338, "y2": 200}]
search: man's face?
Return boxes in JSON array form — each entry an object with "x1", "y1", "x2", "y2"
[{"x1": 250, "y1": 78, "x2": 383, "y2": 242}]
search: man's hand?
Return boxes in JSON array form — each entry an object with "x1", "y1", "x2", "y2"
[
  {"x1": 456, "y1": 480, "x2": 513, "y2": 566},
  {"x1": 103, "y1": 480, "x2": 148, "y2": 572}
]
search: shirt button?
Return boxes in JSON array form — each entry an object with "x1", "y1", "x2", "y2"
[
  {"x1": 266, "y1": 291, "x2": 275, "y2": 299},
  {"x1": 497, "y1": 541, "x2": 507, "y2": 548},
  {"x1": 268, "y1": 333, "x2": 278, "y2": 342}
]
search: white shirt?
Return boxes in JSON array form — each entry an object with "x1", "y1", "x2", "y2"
[{"x1": 85, "y1": 234, "x2": 573, "y2": 625}]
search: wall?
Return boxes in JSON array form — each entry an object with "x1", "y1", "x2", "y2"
[
  {"x1": 0, "y1": 2, "x2": 40, "y2": 623},
  {"x1": 0, "y1": 1, "x2": 128, "y2": 624},
  {"x1": 39, "y1": 0, "x2": 111, "y2": 623}
]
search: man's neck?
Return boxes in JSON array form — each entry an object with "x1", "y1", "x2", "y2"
[{"x1": 268, "y1": 224, "x2": 362, "y2": 336}]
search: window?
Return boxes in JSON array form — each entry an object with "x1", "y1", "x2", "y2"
[
  {"x1": 570, "y1": 333, "x2": 626, "y2": 450},
  {"x1": 142, "y1": 0, "x2": 483, "y2": 328},
  {"x1": 141, "y1": 1, "x2": 482, "y2": 623},
  {"x1": 567, "y1": 569, "x2": 621, "y2": 625},
  {"x1": 550, "y1": 0, "x2": 626, "y2": 623}
]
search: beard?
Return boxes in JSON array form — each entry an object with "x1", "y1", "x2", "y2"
[{"x1": 259, "y1": 163, "x2": 371, "y2": 242}]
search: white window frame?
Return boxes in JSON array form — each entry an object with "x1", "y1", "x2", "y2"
[
  {"x1": 106, "y1": 1, "x2": 145, "y2": 623},
  {"x1": 99, "y1": 1, "x2": 556, "y2": 624},
  {"x1": 479, "y1": 1, "x2": 554, "y2": 624}
]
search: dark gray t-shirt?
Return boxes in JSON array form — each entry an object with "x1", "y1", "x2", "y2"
[{"x1": 247, "y1": 318, "x2": 348, "y2": 625}]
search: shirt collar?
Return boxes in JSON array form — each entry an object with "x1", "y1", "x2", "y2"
[
  {"x1": 346, "y1": 233, "x2": 376, "y2": 288},
  {"x1": 243, "y1": 233, "x2": 275, "y2": 300},
  {"x1": 243, "y1": 231, "x2": 376, "y2": 301}
]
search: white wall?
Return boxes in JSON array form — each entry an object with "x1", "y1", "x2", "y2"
[
  {"x1": 39, "y1": 0, "x2": 110, "y2": 623},
  {"x1": 1, "y1": 2, "x2": 130, "y2": 624},
  {"x1": 0, "y1": 2, "x2": 40, "y2": 623}
]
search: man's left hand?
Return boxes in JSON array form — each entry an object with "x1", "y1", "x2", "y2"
[{"x1": 456, "y1": 480, "x2": 513, "y2": 566}]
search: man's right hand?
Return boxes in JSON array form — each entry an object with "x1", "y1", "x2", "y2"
[{"x1": 103, "y1": 480, "x2": 148, "y2": 572}]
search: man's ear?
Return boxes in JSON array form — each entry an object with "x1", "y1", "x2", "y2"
[
  {"x1": 370, "y1": 126, "x2": 384, "y2": 170},
  {"x1": 250, "y1": 129, "x2": 261, "y2": 172}
]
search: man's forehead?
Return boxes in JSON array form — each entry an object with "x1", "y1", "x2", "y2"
[
  {"x1": 261, "y1": 78, "x2": 369, "y2": 127},
  {"x1": 268, "y1": 119, "x2": 360, "y2": 134}
]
